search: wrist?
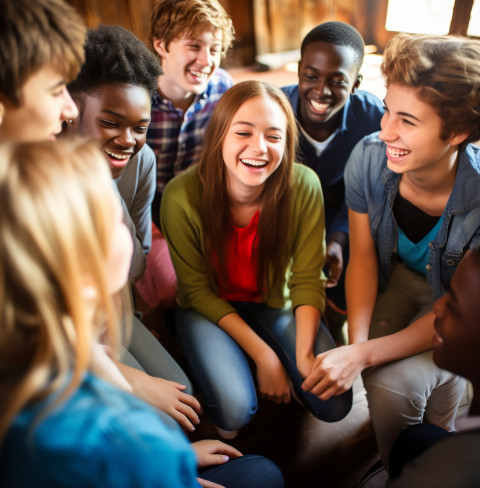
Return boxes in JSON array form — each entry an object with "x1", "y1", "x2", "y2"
[
  {"x1": 355, "y1": 341, "x2": 375, "y2": 369},
  {"x1": 329, "y1": 231, "x2": 348, "y2": 249}
]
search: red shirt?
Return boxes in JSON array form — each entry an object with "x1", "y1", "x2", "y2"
[{"x1": 217, "y1": 210, "x2": 263, "y2": 302}]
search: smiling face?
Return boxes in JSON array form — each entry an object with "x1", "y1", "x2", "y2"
[
  {"x1": 76, "y1": 84, "x2": 151, "y2": 179},
  {"x1": 432, "y1": 252, "x2": 480, "y2": 386},
  {"x1": 153, "y1": 27, "x2": 222, "y2": 106},
  {"x1": 297, "y1": 41, "x2": 359, "y2": 141},
  {"x1": 379, "y1": 83, "x2": 466, "y2": 177},
  {"x1": 221, "y1": 95, "x2": 287, "y2": 199},
  {"x1": 0, "y1": 65, "x2": 78, "y2": 142}
]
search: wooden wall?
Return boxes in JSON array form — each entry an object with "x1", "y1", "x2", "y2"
[
  {"x1": 66, "y1": 0, "x2": 473, "y2": 68},
  {"x1": 66, "y1": 0, "x2": 382, "y2": 67}
]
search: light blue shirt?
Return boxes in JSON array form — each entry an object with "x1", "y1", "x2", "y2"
[{"x1": 0, "y1": 372, "x2": 199, "y2": 488}]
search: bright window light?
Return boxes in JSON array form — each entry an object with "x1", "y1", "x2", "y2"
[
  {"x1": 385, "y1": 0, "x2": 455, "y2": 34},
  {"x1": 467, "y1": 0, "x2": 480, "y2": 36}
]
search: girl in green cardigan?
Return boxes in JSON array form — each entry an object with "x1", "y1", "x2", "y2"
[{"x1": 162, "y1": 80, "x2": 352, "y2": 437}]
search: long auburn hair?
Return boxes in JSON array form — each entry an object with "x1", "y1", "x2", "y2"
[
  {"x1": 0, "y1": 138, "x2": 126, "y2": 443},
  {"x1": 198, "y1": 80, "x2": 298, "y2": 291}
]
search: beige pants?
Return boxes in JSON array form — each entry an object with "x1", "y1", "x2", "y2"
[{"x1": 362, "y1": 259, "x2": 466, "y2": 471}]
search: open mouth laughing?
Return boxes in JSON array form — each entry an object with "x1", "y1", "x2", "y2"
[{"x1": 241, "y1": 158, "x2": 268, "y2": 168}]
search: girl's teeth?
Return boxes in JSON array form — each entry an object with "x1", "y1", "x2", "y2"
[{"x1": 241, "y1": 159, "x2": 267, "y2": 167}]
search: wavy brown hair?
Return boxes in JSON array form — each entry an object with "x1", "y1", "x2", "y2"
[
  {"x1": 198, "y1": 80, "x2": 298, "y2": 292},
  {"x1": 0, "y1": 138, "x2": 125, "y2": 443},
  {"x1": 382, "y1": 33, "x2": 480, "y2": 146}
]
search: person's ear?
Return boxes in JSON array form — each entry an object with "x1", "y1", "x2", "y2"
[
  {"x1": 448, "y1": 130, "x2": 470, "y2": 147},
  {"x1": 352, "y1": 73, "x2": 363, "y2": 93},
  {"x1": 0, "y1": 101, "x2": 4, "y2": 126},
  {"x1": 152, "y1": 37, "x2": 167, "y2": 59}
]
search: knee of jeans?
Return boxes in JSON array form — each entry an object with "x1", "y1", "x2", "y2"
[
  {"x1": 243, "y1": 455, "x2": 285, "y2": 488},
  {"x1": 207, "y1": 390, "x2": 258, "y2": 431}
]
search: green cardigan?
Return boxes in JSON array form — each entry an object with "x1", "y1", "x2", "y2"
[{"x1": 161, "y1": 163, "x2": 327, "y2": 324}]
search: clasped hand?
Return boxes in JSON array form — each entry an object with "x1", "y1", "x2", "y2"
[
  {"x1": 255, "y1": 347, "x2": 290, "y2": 404},
  {"x1": 301, "y1": 343, "x2": 367, "y2": 399}
]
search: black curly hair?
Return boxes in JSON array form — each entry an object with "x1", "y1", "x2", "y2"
[
  {"x1": 300, "y1": 21, "x2": 365, "y2": 74},
  {"x1": 68, "y1": 24, "x2": 162, "y2": 99}
]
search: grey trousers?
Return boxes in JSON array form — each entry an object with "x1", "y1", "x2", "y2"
[
  {"x1": 121, "y1": 315, "x2": 193, "y2": 429},
  {"x1": 362, "y1": 259, "x2": 466, "y2": 470}
]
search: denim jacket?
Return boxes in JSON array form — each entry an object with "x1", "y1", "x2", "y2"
[{"x1": 345, "y1": 132, "x2": 480, "y2": 299}]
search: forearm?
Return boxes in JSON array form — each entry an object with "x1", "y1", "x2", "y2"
[
  {"x1": 345, "y1": 251, "x2": 378, "y2": 344},
  {"x1": 217, "y1": 312, "x2": 270, "y2": 362},
  {"x1": 329, "y1": 231, "x2": 348, "y2": 250},
  {"x1": 295, "y1": 304, "x2": 321, "y2": 360},
  {"x1": 358, "y1": 311, "x2": 435, "y2": 368}
]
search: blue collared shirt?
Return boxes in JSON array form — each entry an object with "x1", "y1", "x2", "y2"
[
  {"x1": 345, "y1": 133, "x2": 480, "y2": 299},
  {"x1": 281, "y1": 85, "x2": 384, "y2": 238},
  {"x1": 147, "y1": 68, "x2": 233, "y2": 195}
]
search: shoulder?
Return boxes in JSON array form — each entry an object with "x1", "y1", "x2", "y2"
[
  {"x1": 163, "y1": 165, "x2": 201, "y2": 206},
  {"x1": 281, "y1": 84, "x2": 298, "y2": 100},
  {"x1": 344, "y1": 133, "x2": 387, "y2": 189},
  {"x1": 347, "y1": 132, "x2": 385, "y2": 169},
  {"x1": 207, "y1": 68, "x2": 233, "y2": 93},
  {"x1": 4, "y1": 374, "x2": 197, "y2": 487},
  {"x1": 292, "y1": 163, "x2": 322, "y2": 196},
  {"x1": 132, "y1": 144, "x2": 156, "y2": 180},
  {"x1": 463, "y1": 144, "x2": 480, "y2": 174},
  {"x1": 390, "y1": 430, "x2": 480, "y2": 488},
  {"x1": 349, "y1": 90, "x2": 384, "y2": 118}
]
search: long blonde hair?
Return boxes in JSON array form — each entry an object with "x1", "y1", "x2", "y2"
[
  {"x1": 198, "y1": 80, "x2": 298, "y2": 291},
  {"x1": 0, "y1": 137, "x2": 124, "y2": 442}
]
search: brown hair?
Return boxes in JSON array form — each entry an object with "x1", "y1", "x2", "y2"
[
  {"x1": 382, "y1": 33, "x2": 480, "y2": 145},
  {"x1": 150, "y1": 0, "x2": 235, "y2": 59},
  {"x1": 0, "y1": 0, "x2": 86, "y2": 106},
  {"x1": 198, "y1": 80, "x2": 297, "y2": 291}
]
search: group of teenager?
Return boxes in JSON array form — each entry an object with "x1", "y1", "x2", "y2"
[{"x1": 1, "y1": 0, "x2": 480, "y2": 486}]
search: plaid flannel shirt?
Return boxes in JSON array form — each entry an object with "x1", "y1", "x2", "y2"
[{"x1": 147, "y1": 68, "x2": 233, "y2": 194}]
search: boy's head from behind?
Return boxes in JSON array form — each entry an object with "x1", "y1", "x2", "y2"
[
  {"x1": 0, "y1": 0, "x2": 86, "y2": 142},
  {"x1": 150, "y1": 0, "x2": 234, "y2": 101},
  {"x1": 68, "y1": 25, "x2": 162, "y2": 179},
  {"x1": 297, "y1": 21, "x2": 365, "y2": 138}
]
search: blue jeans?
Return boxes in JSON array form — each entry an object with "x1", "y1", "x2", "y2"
[
  {"x1": 200, "y1": 454, "x2": 284, "y2": 488},
  {"x1": 176, "y1": 302, "x2": 352, "y2": 430}
]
